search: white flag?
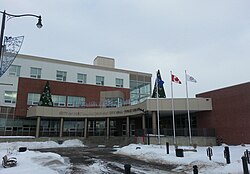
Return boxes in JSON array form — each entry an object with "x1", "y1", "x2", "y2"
[{"x1": 186, "y1": 74, "x2": 197, "y2": 83}]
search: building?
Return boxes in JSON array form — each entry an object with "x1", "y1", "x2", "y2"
[
  {"x1": 0, "y1": 54, "x2": 152, "y2": 137},
  {"x1": 196, "y1": 82, "x2": 250, "y2": 145},
  {"x1": 7, "y1": 54, "x2": 250, "y2": 145}
]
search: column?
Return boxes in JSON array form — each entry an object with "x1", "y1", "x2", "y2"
[
  {"x1": 142, "y1": 114, "x2": 146, "y2": 130},
  {"x1": 126, "y1": 116, "x2": 130, "y2": 137},
  {"x1": 106, "y1": 117, "x2": 110, "y2": 139},
  {"x1": 152, "y1": 111, "x2": 157, "y2": 135},
  {"x1": 35, "y1": 116, "x2": 41, "y2": 138},
  {"x1": 84, "y1": 118, "x2": 88, "y2": 138},
  {"x1": 59, "y1": 117, "x2": 64, "y2": 138}
]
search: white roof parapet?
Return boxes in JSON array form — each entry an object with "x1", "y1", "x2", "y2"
[{"x1": 94, "y1": 56, "x2": 115, "y2": 68}]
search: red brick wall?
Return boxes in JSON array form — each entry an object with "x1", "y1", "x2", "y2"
[
  {"x1": 196, "y1": 82, "x2": 250, "y2": 145},
  {"x1": 15, "y1": 77, "x2": 130, "y2": 117}
]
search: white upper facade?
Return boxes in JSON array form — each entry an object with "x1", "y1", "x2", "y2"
[{"x1": 0, "y1": 54, "x2": 131, "y2": 107}]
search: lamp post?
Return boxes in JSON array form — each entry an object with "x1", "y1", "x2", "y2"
[{"x1": 0, "y1": 10, "x2": 42, "y2": 72}]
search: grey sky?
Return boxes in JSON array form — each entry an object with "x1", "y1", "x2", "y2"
[{"x1": 1, "y1": 0, "x2": 250, "y2": 97}]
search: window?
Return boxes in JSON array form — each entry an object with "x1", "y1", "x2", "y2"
[
  {"x1": 130, "y1": 124, "x2": 135, "y2": 136},
  {"x1": 130, "y1": 80, "x2": 151, "y2": 105},
  {"x1": 122, "y1": 124, "x2": 126, "y2": 136},
  {"x1": 9, "y1": 65, "x2": 21, "y2": 77},
  {"x1": 116, "y1": 78, "x2": 123, "y2": 88},
  {"x1": 96, "y1": 76, "x2": 104, "y2": 86},
  {"x1": 67, "y1": 96, "x2": 85, "y2": 107},
  {"x1": 4, "y1": 91, "x2": 17, "y2": 104},
  {"x1": 30, "y1": 67, "x2": 41, "y2": 79},
  {"x1": 104, "y1": 97, "x2": 123, "y2": 108},
  {"x1": 52, "y1": 95, "x2": 66, "y2": 107},
  {"x1": 77, "y1": 73, "x2": 87, "y2": 84},
  {"x1": 27, "y1": 93, "x2": 40, "y2": 105},
  {"x1": 56, "y1": 71, "x2": 67, "y2": 81}
]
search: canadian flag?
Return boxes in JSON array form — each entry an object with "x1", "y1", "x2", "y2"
[{"x1": 172, "y1": 74, "x2": 182, "y2": 84}]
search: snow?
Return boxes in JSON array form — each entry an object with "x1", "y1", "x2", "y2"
[
  {"x1": 114, "y1": 143, "x2": 250, "y2": 174},
  {"x1": 0, "y1": 139, "x2": 84, "y2": 174},
  {"x1": 0, "y1": 139, "x2": 249, "y2": 174}
]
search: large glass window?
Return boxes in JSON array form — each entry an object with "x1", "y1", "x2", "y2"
[
  {"x1": 130, "y1": 80, "x2": 151, "y2": 105},
  {"x1": 63, "y1": 120, "x2": 84, "y2": 132},
  {"x1": 115, "y1": 78, "x2": 123, "y2": 88},
  {"x1": 4, "y1": 91, "x2": 17, "y2": 104},
  {"x1": 104, "y1": 97, "x2": 123, "y2": 108},
  {"x1": 77, "y1": 73, "x2": 87, "y2": 84},
  {"x1": 9, "y1": 65, "x2": 21, "y2": 77},
  {"x1": 27, "y1": 93, "x2": 40, "y2": 105},
  {"x1": 56, "y1": 71, "x2": 67, "y2": 81},
  {"x1": 30, "y1": 67, "x2": 41, "y2": 79},
  {"x1": 67, "y1": 96, "x2": 85, "y2": 107},
  {"x1": 96, "y1": 76, "x2": 104, "y2": 86},
  {"x1": 52, "y1": 95, "x2": 66, "y2": 107}
]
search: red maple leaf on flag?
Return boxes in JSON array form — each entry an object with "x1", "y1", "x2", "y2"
[{"x1": 172, "y1": 74, "x2": 182, "y2": 84}]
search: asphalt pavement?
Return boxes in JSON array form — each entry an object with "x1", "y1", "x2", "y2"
[{"x1": 38, "y1": 147, "x2": 183, "y2": 174}]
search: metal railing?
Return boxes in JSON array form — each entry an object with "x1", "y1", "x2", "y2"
[
  {"x1": 0, "y1": 126, "x2": 36, "y2": 136},
  {"x1": 136, "y1": 128, "x2": 215, "y2": 137},
  {"x1": 0, "y1": 126, "x2": 215, "y2": 138}
]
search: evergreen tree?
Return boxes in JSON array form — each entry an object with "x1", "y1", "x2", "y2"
[
  {"x1": 38, "y1": 81, "x2": 53, "y2": 107},
  {"x1": 152, "y1": 70, "x2": 166, "y2": 98}
]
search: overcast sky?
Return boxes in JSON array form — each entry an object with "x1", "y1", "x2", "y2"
[{"x1": 1, "y1": 0, "x2": 250, "y2": 97}]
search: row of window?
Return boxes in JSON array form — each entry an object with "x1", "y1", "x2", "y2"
[
  {"x1": 28, "y1": 93, "x2": 85, "y2": 107},
  {"x1": 4, "y1": 91, "x2": 124, "y2": 108},
  {"x1": 9, "y1": 65, "x2": 124, "y2": 87}
]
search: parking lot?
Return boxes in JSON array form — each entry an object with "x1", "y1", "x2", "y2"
[{"x1": 38, "y1": 147, "x2": 180, "y2": 174}]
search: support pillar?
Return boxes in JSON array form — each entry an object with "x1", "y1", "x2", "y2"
[
  {"x1": 84, "y1": 118, "x2": 88, "y2": 138},
  {"x1": 106, "y1": 117, "x2": 110, "y2": 139},
  {"x1": 35, "y1": 116, "x2": 41, "y2": 138},
  {"x1": 142, "y1": 114, "x2": 146, "y2": 130},
  {"x1": 152, "y1": 111, "x2": 157, "y2": 135},
  {"x1": 59, "y1": 117, "x2": 64, "y2": 138},
  {"x1": 126, "y1": 116, "x2": 130, "y2": 137}
]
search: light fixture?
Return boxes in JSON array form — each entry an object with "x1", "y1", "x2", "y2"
[{"x1": 36, "y1": 16, "x2": 43, "y2": 29}]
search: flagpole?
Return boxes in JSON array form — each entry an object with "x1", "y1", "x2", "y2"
[
  {"x1": 170, "y1": 71, "x2": 176, "y2": 145},
  {"x1": 185, "y1": 70, "x2": 192, "y2": 145},
  {"x1": 156, "y1": 71, "x2": 161, "y2": 145}
]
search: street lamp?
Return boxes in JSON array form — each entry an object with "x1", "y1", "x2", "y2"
[{"x1": 0, "y1": 10, "x2": 42, "y2": 74}]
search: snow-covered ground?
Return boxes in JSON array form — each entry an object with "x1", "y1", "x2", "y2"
[
  {"x1": 0, "y1": 139, "x2": 249, "y2": 174},
  {"x1": 0, "y1": 139, "x2": 84, "y2": 174},
  {"x1": 115, "y1": 143, "x2": 249, "y2": 174}
]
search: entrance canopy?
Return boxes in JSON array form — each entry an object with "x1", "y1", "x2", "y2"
[{"x1": 27, "y1": 98, "x2": 212, "y2": 118}]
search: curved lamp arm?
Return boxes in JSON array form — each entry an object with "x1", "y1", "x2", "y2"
[
  {"x1": 0, "y1": 11, "x2": 42, "y2": 28},
  {"x1": 0, "y1": 10, "x2": 42, "y2": 75}
]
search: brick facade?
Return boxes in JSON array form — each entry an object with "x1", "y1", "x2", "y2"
[
  {"x1": 196, "y1": 82, "x2": 250, "y2": 145},
  {"x1": 15, "y1": 77, "x2": 130, "y2": 117}
]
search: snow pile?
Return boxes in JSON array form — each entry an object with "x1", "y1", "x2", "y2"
[
  {"x1": 0, "y1": 139, "x2": 84, "y2": 150},
  {"x1": 0, "y1": 139, "x2": 84, "y2": 174},
  {"x1": 114, "y1": 143, "x2": 250, "y2": 174}
]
